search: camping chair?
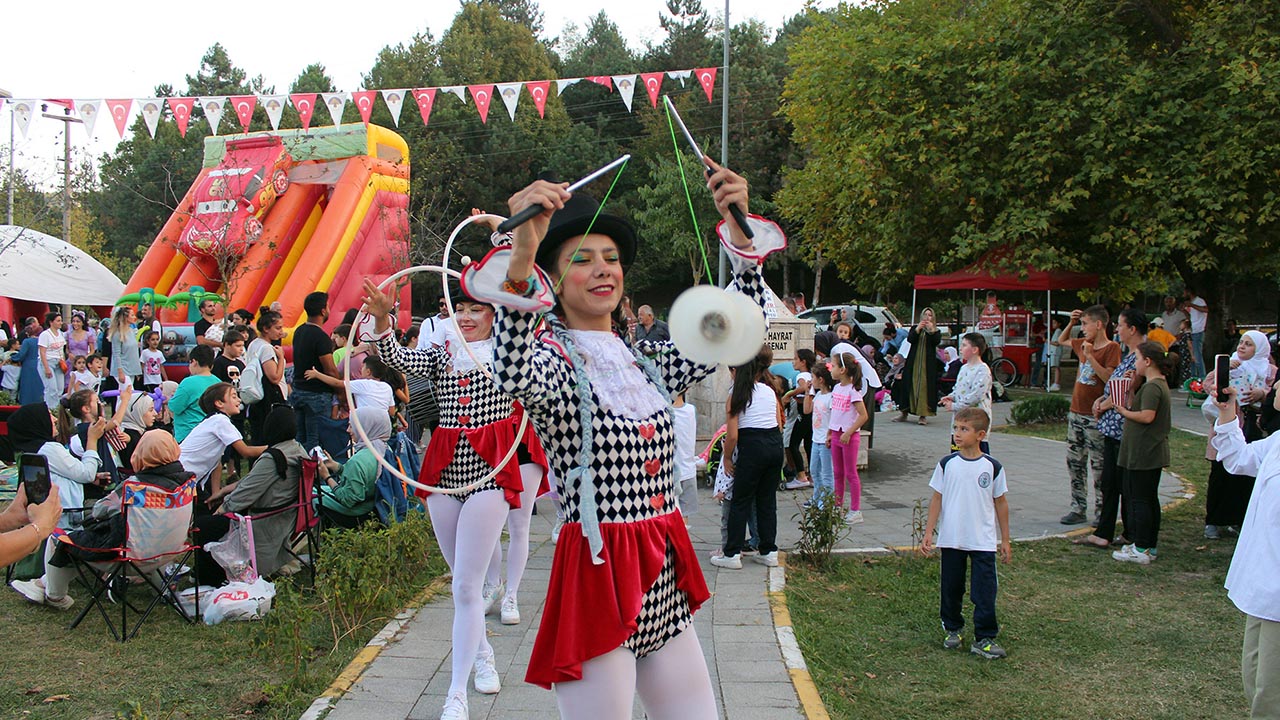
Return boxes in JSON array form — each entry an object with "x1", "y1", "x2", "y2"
[
  {"x1": 222, "y1": 457, "x2": 321, "y2": 584},
  {"x1": 56, "y1": 478, "x2": 199, "y2": 642}
]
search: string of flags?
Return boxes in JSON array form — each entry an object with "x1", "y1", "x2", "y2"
[{"x1": 2, "y1": 67, "x2": 721, "y2": 141}]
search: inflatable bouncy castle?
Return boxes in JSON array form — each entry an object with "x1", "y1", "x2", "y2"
[{"x1": 121, "y1": 124, "x2": 412, "y2": 369}]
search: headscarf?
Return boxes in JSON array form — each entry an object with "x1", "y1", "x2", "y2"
[
  {"x1": 1233, "y1": 330, "x2": 1273, "y2": 382},
  {"x1": 121, "y1": 393, "x2": 154, "y2": 433},
  {"x1": 943, "y1": 346, "x2": 960, "y2": 364},
  {"x1": 261, "y1": 404, "x2": 298, "y2": 446},
  {"x1": 353, "y1": 405, "x2": 392, "y2": 458},
  {"x1": 831, "y1": 341, "x2": 882, "y2": 390},
  {"x1": 8, "y1": 403, "x2": 54, "y2": 454},
  {"x1": 131, "y1": 430, "x2": 181, "y2": 471}
]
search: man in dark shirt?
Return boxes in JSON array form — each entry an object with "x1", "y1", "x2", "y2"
[
  {"x1": 192, "y1": 299, "x2": 222, "y2": 349},
  {"x1": 290, "y1": 291, "x2": 337, "y2": 450},
  {"x1": 634, "y1": 304, "x2": 670, "y2": 344}
]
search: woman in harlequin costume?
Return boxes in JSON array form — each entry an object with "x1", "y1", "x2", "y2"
[
  {"x1": 459, "y1": 159, "x2": 783, "y2": 719},
  {"x1": 358, "y1": 283, "x2": 549, "y2": 720}
]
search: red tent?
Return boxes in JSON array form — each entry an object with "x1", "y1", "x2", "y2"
[{"x1": 913, "y1": 255, "x2": 1098, "y2": 291}]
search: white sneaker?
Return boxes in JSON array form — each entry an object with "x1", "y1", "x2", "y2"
[
  {"x1": 10, "y1": 578, "x2": 73, "y2": 610},
  {"x1": 784, "y1": 478, "x2": 812, "y2": 490},
  {"x1": 440, "y1": 690, "x2": 468, "y2": 720},
  {"x1": 473, "y1": 650, "x2": 501, "y2": 694},
  {"x1": 709, "y1": 553, "x2": 742, "y2": 569},
  {"x1": 844, "y1": 510, "x2": 864, "y2": 525},
  {"x1": 752, "y1": 551, "x2": 779, "y2": 567},
  {"x1": 481, "y1": 581, "x2": 504, "y2": 616},
  {"x1": 1111, "y1": 544, "x2": 1153, "y2": 565},
  {"x1": 1048, "y1": 383, "x2": 1061, "y2": 392},
  {"x1": 500, "y1": 595, "x2": 520, "y2": 625}
]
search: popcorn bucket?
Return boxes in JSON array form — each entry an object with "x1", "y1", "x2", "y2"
[{"x1": 1108, "y1": 376, "x2": 1131, "y2": 409}]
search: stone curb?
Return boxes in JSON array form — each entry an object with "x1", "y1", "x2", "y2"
[{"x1": 767, "y1": 553, "x2": 831, "y2": 720}]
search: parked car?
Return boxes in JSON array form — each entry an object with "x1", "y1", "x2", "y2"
[
  {"x1": 179, "y1": 136, "x2": 292, "y2": 260},
  {"x1": 796, "y1": 304, "x2": 903, "y2": 333}
]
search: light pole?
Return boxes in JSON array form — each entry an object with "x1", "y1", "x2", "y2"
[
  {"x1": 718, "y1": 0, "x2": 731, "y2": 287},
  {"x1": 0, "y1": 87, "x2": 12, "y2": 226}
]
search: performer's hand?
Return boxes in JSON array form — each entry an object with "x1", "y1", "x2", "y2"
[
  {"x1": 360, "y1": 278, "x2": 398, "y2": 333},
  {"x1": 704, "y1": 157, "x2": 750, "y2": 248},
  {"x1": 506, "y1": 180, "x2": 571, "y2": 276}
]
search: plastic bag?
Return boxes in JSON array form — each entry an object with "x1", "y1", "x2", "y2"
[
  {"x1": 206, "y1": 519, "x2": 258, "y2": 584},
  {"x1": 203, "y1": 577, "x2": 276, "y2": 625}
]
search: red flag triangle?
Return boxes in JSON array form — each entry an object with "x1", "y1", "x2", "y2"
[
  {"x1": 168, "y1": 98, "x2": 195, "y2": 137},
  {"x1": 290, "y1": 93, "x2": 317, "y2": 130},
  {"x1": 525, "y1": 81, "x2": 551, "y2": 118},
  {"x1": 230, "y1": 95, "x2": 256, "y2": 133},
  {"x1": 412, "y1": 88, "x2": 437, "y2": 126},
  {"x1": 469, "y1": 84, "x2": 494, "y2": 124},
  {"x1": 586, "y1": 76, "x2": 614, "y2": 91},
  {"x1": 695, "y1": 67, "x2": 718, "y2": 103},
  {"x1": 640, "y1": 72, "x2": 664, "y2": 107},
  {"x1": 105, "y1": 99, "x2": 133, "y2": 138},
  {"x1": 352, "y1": 91, "x2": 377, "y2": 124}
]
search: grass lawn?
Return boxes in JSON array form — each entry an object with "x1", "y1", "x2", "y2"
[
  {"x1": 0, "y1": 516, "x2": 446, "y2": 719},
  {"x1": 787, "y1": 421, "x2": 1251, "y2": 719}
]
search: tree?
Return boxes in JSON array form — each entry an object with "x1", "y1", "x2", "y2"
[{"x1": 779, "y1": 0, "x2": 1280, "y2": 354}]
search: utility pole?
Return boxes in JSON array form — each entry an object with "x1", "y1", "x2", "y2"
[
  {"x1": 1, "y1": 88, "x2": 12, "y2": 225},
  {"x1": 717, "y1": 0, "x2": 731, "y2": 288},
  {"x1": 41, "y1": 104, "x2": 82, "y2": 318}
]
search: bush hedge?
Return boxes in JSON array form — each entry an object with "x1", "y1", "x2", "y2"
[{"x1": 1010, "y1": 394, "x2": 1072, "y2": 425}]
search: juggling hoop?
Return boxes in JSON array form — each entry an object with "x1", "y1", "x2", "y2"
[{"x1": 345, "y1": 213, "x2": 533, "y2": 495}]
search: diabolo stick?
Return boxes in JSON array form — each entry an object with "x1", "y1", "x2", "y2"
[
  {"x1": 662, "y1": 95, "x2": 754, "y2": 240},
  {"x1": 496, "y1": 154, "x2": 632, "y2": 233}
]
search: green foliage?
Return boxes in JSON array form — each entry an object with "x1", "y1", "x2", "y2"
[
  {"x1": 780, "y1": 0, "x2": 1280, "y2": 323},
  {"x1": 0, "y1": 390, "x2": 13, "y2": 406},
  {"x1": 791, "y1": 491, "x2": 850, "y2": 568},
  {"x1": 1009, "y1": 394, "x2": 1071, "y2": 425}
]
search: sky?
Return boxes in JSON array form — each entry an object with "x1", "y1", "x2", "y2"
[{"x1": 1, "y1": 0, "x2": 827, "y2": 191}]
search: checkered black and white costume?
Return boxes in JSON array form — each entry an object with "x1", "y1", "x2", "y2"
[
  {"x1": 375, "y1": 335, "x2": 548, "y2": 507},
  {"x1": 483, "y1": 221, "x2": 781, "y2": 689}
]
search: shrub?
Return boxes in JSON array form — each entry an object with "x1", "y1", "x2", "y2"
[
  {"x1": 792, "y1": 492, "x2": 851, "y2": 568},
  {"x1": 1010, "y1": 394, "x2": 1071, "y2": 425}
]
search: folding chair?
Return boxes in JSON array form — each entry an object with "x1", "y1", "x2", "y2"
[
  {"x1": 55, "y1": 478, "x2": 200, "y2": 642},
  {"x1": 226, "y1": 458, "x2": 321, "y2": 584}
]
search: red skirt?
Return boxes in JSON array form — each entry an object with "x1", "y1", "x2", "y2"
[
  {"x1": 525, "y1": 510, "x2": 710, "y2": 688},
  {"x1": 416, "y1": 411, "x2": 549, "y2": 508}
]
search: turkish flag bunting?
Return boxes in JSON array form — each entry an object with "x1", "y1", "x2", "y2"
[
  {"x1": 352, "y1": 91, "x2": 377, "y2": 124},
  {"x1": 639, "y1": 72, "x2": 664, "y2": 107},
  {"x1": 138, "y1": 99, "x2": 164, "y2": 138},
  {"x1": 586, "y1": 76, "x2": 614, "y2": 91},
  {"x1": 695, "y1": 67, "x2": 718, "y2": 103},
  {"x1": 290, "y1": 93, "x2": 317, "y2": 130},
  {"x1": 381, "y1": 89, "x2": 406, "y2": 126},
  {"x1": 77, "y1": 100, "x2": 103, "y2": 138},
  {"x1": 167, "y1": 98, "x2": 195, "y2": 137},
  {"x1": 230, "y1": 95, "x2": 256, "y2": 133},
  {"x1": 105, "y1": 99, "x2": 133, "y2": 138},
  {"x1": 525, "y1": 81, "x2": 551, "y2": 118},
  {"x1": 469, "y1": 84, "x2": 494, "y2": 124},
  {"x1": 412, "y1": 88, "x2": 437, "y2": 126}
]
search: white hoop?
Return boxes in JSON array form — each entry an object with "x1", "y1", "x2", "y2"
[{"x1": 345, "y1": 213, "x2": 533, "y2": 496}]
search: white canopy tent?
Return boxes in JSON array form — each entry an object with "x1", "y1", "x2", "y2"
[{"x1": 0, "y1": 225, "x2": 125, "y2": 305}]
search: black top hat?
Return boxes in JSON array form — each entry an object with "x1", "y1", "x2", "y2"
[{"x1": 534, "y1": 192, "x2": 638, "y2": 274}]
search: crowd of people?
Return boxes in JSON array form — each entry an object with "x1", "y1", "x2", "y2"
[{"x1": 1, "y1": 193, "x2": 1276, "y2": 716}]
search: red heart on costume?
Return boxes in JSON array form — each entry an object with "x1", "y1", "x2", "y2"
[
  {"x1": 643, "y1": 458, "x2": 661, "y2": 476},
  {"x1": 459, "y1": 396, "x2": 472, "y2": 405},
  {"x1": 649, "y1": 493, "x2": 665, "y2": 509},
  {"x1": 458, "y1": 415, "x2": 471, "y2": 425},
  {"x1": 458, "y1": 378, "x2": 471, "y2": 387},
  {"x1": 639, "y1": 423, "x2": 656, "y2": 440}
]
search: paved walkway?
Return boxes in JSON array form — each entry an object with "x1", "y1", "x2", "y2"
[{"x1": 317, "y1": 401, "x2": 1186, "y2": 720}]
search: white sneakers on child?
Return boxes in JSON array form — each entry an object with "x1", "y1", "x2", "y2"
[
  {"x1": 752, "y1": 551, "x2": 779, "y2": 567},
  {"x1": 844, "y1": 510, "x2": 864, "y2": 525},
  {"x1": 473, "y1": 649, "x2": 501, "y2": 694},
  {"x1": 500, "y1": 595, "x2": 520, "y2": 625},
  {"x1": 709, "y1": 553, "x2": 742, "y2": 569}
]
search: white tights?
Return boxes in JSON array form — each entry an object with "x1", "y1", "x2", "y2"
[
  {"x1": 426, "y1": 486, "x2": 510, "y2": 697},
  {"x1": 484, "y1": 464, "x2": 542, "y2": 604},
  {"x1": 553, "y1": 626, "x2": 718, "y2": 720}
]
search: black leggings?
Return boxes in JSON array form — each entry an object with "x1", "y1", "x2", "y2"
[
  {"x1": 724, "y1": 428, "x2": 784, "y2": 557},
  {"x1": 1120, "y1": 466, "x2": 1162, "y2": 549},
  {"x1": 788, "y1": 413, "x2": 812, "y2": 476}
]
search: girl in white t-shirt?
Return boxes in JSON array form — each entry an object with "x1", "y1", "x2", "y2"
[
  {"x1": 68, "y1": 355, "x2": 96, "y2": 395},
  {"x1": 179, "y1": 382, "x2": 265, "y2": 497},
  {"x1": 804, "y1": 365, "x2": 836, "y2": 508},
  {"x1": 140, "y1": 331, "x2": 168, "y2": 390},
  {"x1": 304, "y1": 353, "x2": 407, "y2": 414},
  {"x1": 829, "y1": 351, "x2": 868, "y2": 524},
  {"x1": 37, "y1": 311, "x2": 67, "y2": 410}
]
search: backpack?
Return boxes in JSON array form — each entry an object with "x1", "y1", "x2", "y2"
[
  {"x1": 374, "y1": 431, "x2": 423, "y2": 524},
  {"x1": 239, "y1": 341, "x2": 268, "y2": 404}
]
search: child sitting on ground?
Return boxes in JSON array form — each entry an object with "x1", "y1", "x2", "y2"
[
  {"x1": 921, "y1": 406, "x2": 1012, "y2": 660},
  {"x1": 941, "y1": 332, "x2": 993, "y2": 453}
]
